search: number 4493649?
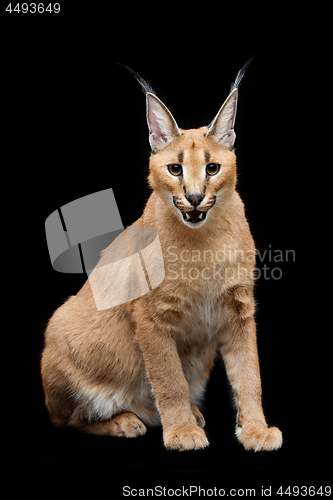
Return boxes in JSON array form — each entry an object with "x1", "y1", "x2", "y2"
[
  {"x1": 276, "y1": 485, "x2": 331, "y2": 497},
  {"x1": 6, "y1": 3, "x2": 60, "y2": 13}
]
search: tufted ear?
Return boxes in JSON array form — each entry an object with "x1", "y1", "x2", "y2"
[
  {"x1": 206, "y1": 88, "x2": 238, "y2": 149},
  {"x1": 146, "y1": 92, "x2": 181, "y2": 152}
]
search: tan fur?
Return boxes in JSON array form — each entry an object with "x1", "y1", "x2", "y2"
[{"x1": 41, "y1": 94, "x2": 282, "y2": 452}]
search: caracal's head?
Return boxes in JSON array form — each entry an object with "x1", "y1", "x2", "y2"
[{"x1": 146, "y1": 87, "x2": 239, "y2": 229}]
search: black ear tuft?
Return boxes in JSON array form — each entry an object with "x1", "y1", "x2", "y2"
[
  {"x1": 230, "y1": 56, "x2": 254, "y2": 92},
  {"x1": 116, "y1": 63, "x2": 156, "y2": 95}
]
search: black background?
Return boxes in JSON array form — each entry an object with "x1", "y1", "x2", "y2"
[{"x1": 2, "y1": 9, "x2": 324, "y2": 493}]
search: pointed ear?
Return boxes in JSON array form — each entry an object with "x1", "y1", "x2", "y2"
[
  {"x1": 206, "y1": 89, "x2": 238, "y2": 149},
  {"x1": 146, "y1": 92, "x2": 181, "y2": 152}
]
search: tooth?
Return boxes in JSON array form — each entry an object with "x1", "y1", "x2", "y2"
[
  {"x1": 198, "y1": 213, "x2": 203, "y2": 219},
  {"x1": 185, "y1": 213, "x2": 190, "y2": 220}
]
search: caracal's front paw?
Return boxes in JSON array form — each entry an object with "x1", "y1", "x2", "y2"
[
  {"x1": 236, "y1": 425, "x2": 282, "y2": 452},
  {"x1": 164, "y1": 426, "x2": 209, "y2": 451}
]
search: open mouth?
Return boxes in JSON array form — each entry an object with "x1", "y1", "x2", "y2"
[{"x1": 182, "y1": 210, "x2": 207, "y2": 224}]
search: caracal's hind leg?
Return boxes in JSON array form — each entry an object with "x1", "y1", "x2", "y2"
[
  {"x1": 191, "y1": 404, "x2": 205, "y2": 428},
  {"x1": 77, "y1": 412, "x2": 147, "y2": 438}
]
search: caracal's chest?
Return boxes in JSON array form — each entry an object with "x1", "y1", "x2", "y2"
[
  {"x1": 163, "y1": 250, "x2": 235, "y2": 345},
  {"x1": 173, "y1": 289, "x2": 228, "y2": 402},
  {"x1": 177, "y1": 287, "x2": 231, "y2": 350}
]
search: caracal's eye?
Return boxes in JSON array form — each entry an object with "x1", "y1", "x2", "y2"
[
  {"x1": 206, "y1": 163, "x2": 221, "y2": 176},
  {"x1": 168, "y1": 164, "x2": 182, "y2": 176}
]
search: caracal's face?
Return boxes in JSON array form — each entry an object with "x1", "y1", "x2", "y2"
[
  {"x1": 149, "y1": 127, "x2": 237, "y2": 228},
  {"x1": 146, "y1": 89, "x2": 238, "y2": 228}
]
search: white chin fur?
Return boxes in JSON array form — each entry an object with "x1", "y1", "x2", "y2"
[{"x1": 183, "y1": 219, "x2": 206, "y2": 228}]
